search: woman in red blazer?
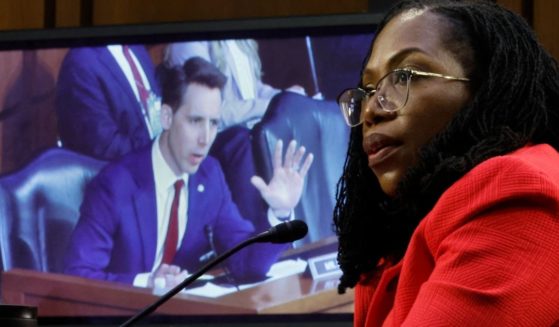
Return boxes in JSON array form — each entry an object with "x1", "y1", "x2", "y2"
[{"x1": 334, "y1": 0, "x2": 559, "y2": 326}]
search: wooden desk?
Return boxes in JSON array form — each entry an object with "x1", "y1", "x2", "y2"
[{"x1": 1, "y1": 268, "x2": 353, "y2": 317}]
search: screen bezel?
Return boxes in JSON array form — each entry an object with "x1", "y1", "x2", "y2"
[
  {"x1": 0, "y1": 13, "x2": 382, "y2": 50},
  {"x1": 0, "y1": 12, "x2": 381, "y2": 326}
]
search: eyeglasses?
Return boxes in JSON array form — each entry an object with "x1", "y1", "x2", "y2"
[{"x1": 338, "y1": 68, "x2": 470, "y2": 127}]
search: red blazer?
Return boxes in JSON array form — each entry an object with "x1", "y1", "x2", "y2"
[{"x1": 355, "y1": 144, "x2": 559, "y2": 326}]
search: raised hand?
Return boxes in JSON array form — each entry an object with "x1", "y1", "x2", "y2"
[{"x1": 250, "y1": 139, "x2": 314, "y2": 215}]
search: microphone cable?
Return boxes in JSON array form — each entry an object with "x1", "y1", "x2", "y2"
[{"x1": 204, "y1": 224, "x2": 240, "y2": 291}]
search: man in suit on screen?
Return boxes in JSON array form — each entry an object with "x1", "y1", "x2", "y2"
[{"x1": 63, "y1": 57, "x2": 313, "y2": 288}]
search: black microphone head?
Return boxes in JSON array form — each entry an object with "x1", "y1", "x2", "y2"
[{"x1": 258, "y1": 220, "x2": 308, "y2": 244}]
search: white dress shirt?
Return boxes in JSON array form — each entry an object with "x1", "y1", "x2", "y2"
[{"x1": 133, "y1": 136, "x2": 189, "y2": 287}]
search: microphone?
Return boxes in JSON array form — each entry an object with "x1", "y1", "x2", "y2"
[
  {"x1": 120, "y1": 220, "x2": 308, "y2": 327},
  {"x1": 253, "y1": 219, "x2": 308, "y2": 243}
]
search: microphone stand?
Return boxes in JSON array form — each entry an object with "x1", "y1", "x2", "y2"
[
  {"x1": 120, "y1": 236, "x2": 259, "y2": 327},
  {"x1": 205, "y1": 225, "x2": 239, "y2": 290}
]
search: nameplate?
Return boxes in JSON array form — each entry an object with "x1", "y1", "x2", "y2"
[{"x1": 307, "y1": 252, "x2": 342, "y2": 280}]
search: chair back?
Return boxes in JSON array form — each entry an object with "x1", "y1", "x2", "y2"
[{"x1": 0, "y1": 148, "x2": 106, "y2": 273}]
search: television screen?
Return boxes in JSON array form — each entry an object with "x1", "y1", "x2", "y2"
[{"x1": 0, "y1": 13, "x2": 377, "y2": 325}]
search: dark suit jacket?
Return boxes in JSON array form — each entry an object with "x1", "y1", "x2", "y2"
[
  {"x1": 63, "y1": 145, "x2": 285, "y2": 284},
  {"x1": 56, "y1": 45, "x2": 159, "y2": 160}
]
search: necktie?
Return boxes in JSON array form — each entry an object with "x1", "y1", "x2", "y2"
[
  {"x1": 122, "y1": 45, "x2": 150, "y2": 118},
  {"x1": 162, "y1": 179, "x2": 185, "y2": 264}
]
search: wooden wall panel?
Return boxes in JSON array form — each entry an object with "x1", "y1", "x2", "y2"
[
  {"x1": 91, "y1": 0, "x2": 368, "y2": 25},
  {"x1": 533, "y1": 0, "x2": 559, "y2": 60},
  {"x1": 54, "y1": 0, "x2": 82, "y2": 28},
  {"x1": 0, "y1": 0, "x2": 44, "y2": 30}
]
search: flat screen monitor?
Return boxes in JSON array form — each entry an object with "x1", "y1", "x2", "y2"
[{"x1": 0, "y1": 12, "x2": 378, "y2": 325}]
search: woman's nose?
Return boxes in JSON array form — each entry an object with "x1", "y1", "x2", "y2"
[{"x1": 362, "y1": 95, "x2": 395, "y2": 127}]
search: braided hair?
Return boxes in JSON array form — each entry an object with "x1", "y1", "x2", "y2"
[{"x1": 333, "y1": 0, "x2": 559, "y2": 293}]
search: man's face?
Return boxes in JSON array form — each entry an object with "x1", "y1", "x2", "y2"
[{"x1": 160, "y1": 82, "x2": 221, "y2": 175}]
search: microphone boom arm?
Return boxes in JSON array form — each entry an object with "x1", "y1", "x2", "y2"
[
  {"x1": 120, "y1": 236, "x2": 258, "y2": 327},
  {"x1": 120, "y1": 220, "x2": 308, "y2": 326}
]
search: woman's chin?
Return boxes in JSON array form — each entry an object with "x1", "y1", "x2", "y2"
[{"x1": 375, "y1": 170, "x2": 401, "y2": 198}]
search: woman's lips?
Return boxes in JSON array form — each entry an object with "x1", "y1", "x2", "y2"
[
  {"x1": 363, "y1": 133, "x2": 401, "y2": 167},
  {"x1": 368, "y1": 145, "x2": 399, "y2": 166}
]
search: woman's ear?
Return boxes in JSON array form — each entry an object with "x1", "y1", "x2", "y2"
[{"x1": 160, "y1": 104, "x2": 173, "y2": 130}]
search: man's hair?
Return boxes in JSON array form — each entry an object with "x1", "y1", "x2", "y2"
[
  {"x1": 157, "y1": 56, "x2": 227, "y2": 112},
  {"x1": 333, "y1": 0, "x2": 559, "y2": 293}
]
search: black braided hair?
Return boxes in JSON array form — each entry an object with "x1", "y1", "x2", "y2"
[{"x1": 333, "y1": 0, "x2": 559, "y2": 294}]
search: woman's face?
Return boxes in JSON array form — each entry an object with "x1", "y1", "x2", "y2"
[{"x1": 361, "y1": 9, "x2": 471, "y2": 197}]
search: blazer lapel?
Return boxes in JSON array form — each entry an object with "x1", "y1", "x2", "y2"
[
  {"x1": 130, "y1": 147, "x2": 158, "y2": 271},
  {"x1": 133, "y1": 187, "x2": 157, "y2": 271}
]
